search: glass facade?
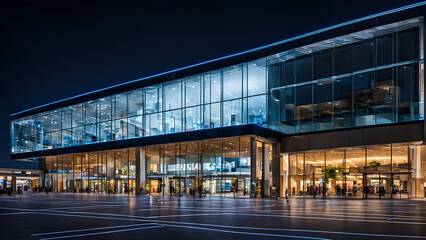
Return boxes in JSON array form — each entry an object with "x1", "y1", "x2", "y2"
[
  {"x1": 286, "y1": 143, "x2": 421, "y2": 199},
  {"x1": 11, "y1": 18, "x2": 423, "y2": 154},
  {"x1": 43, "y1": 136, "x2": 272, "y2": 197},
  {"x1": 44, "y1": 148, "x2": 137, "y2": 194},
  {"x1": 145, "y1": 136, "x2": 253, "y2": 197}
]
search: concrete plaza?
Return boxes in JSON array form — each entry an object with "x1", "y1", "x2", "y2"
[{"x1": 1, "y1": 193, "x2": 426, "y2": 239}]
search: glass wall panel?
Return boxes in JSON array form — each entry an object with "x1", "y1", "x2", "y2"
[
  {"x1": 115, "y1": 149, "x2": 128, "y2": 194},
  {"x1": 128, "y1": 90, "x2": 143, "y2": 117},
  {"x1": 295, "y1": 55, "x2": 312, "y2": 84},
  {"x1": 128, "y1": 116, "x2": 143, "y2": 138},
  {"x1": 223, "y1": 99, "x2": 242, "y2": 127},
  {"x1": 334, "y1": 45, "x2": 353, "y2": 75},
  {"x1": 164, "y1": 81, "x2": 182, "y2": 111},
  {"x1": 164, "y1": 110, "x2": 182, "y2": 134},
  {"x1": 376, "y1": 68, "x2": 395, "y2": 124},
  {"x1": 145, "y1": 113, "x2": 162, "y2": 136},
  {"x1": 145, "y1": 85, "x2": 162, "y2": 113},
  {"x1": 304, "y1": 151, "x2": 325, "y2": 198},
  {"x1": 355, "y1": 39, "x2": 374, "y2": 71},
  {"x1": 313, "y1": 49, "x2": 332, "y2": 79},
  {"x1": 366, "y1": 145, "x2": 392, "y2": 198},
  {"x1": 376, "y1": 34, "x2": 394, "y2": 66},
  {"x1": 223, "y1": 66, "x2": 242, "y2": 101},
  {"x1": 186, "y1": 76, "x2": 201, "y2": 107},
  {"x1": 354, "y1": 72, "x2": 375, "y2": 126},
  {"x1": 186, "y1": 106, "x2": 201, "y2": 131},
  {"x1": 296, "y1": 84, "x2": 312, "y2": 132},
  {"x1": 280, "y1": 87, "x2": 296, "y2": 133},
  {"x1": 98, "y1": 97, "x2": 112, "y2": 122},
  {"x1": 398, "y1": 27, "x2": 419, "y2": 62},
  {"x1": 248, "y1": 95, "x2": 266, "y2": 125},
  {"x1": 247, "y1": 59, "x2": 267, "y2": 96},
  {"x1": 113, "y1": 119, "x2": 127, "y2": 140},
  {"x1": 397, "y1": 63, "x2": 419, "y2": 122},
  {"x1": 325, "y1": 150, "x2": 345, "y2": 198},
  {"x1": 85, "y1": 101, "x2": 97, "y2": 125},
  {"x1": 345, "y1": 147, "x2": 365, "y2": 198},
  {"x1": 99, "y1": 121, "x2": 112, "y2": 142},
  {"x1": 313, "y1": 81, "x2": 332, "y2": 131},
  {"x1": 334, "y1": 76, "x2": 352, "y2": 128}
]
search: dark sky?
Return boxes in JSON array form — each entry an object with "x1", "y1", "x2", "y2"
[{"x1": 0, "y1": 0, "x2": 422, "y2": 168}]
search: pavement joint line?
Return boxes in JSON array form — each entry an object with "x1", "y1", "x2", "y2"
[
  {"x1": 148, "y1": 206, "x2": 426, "y2": 221},
  {"x1": 37, "y1": 225, "x2": 164, "y2": 240},
  {"x1": 32, "y1": 223, "x2": 155, "y2": 236},
  {"x1": 157, "y1": 224, "x2": 332, "y2": 240},
  {"x1": 29, "y1": 210, "x2": 426, "y2": 239}
]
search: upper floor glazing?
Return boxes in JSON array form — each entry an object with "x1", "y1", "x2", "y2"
[{"x1": 11, "y1": 18, "x2": 424, "y2": 154}]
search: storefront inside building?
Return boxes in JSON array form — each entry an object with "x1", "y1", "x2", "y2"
[
  {"x1": 283, "y1": 143, "x2": 425, "y2": 199},
  {"x1": 43, "y1": 136, "x2": 275, "y2": 197}
]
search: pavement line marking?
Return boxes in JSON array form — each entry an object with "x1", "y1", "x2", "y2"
[
  {"x1": 146, "y1": 212, "x2": 232, "y2": 218},
  {"x1": 32, "y1": 211, "x2": 426, "y2": 239},
  {"x1": 0, "y1": 212, "x2": 33, "y2": 215},
  {"x1": 32, "y1": 223, "x2": 153, "y2": 236},
  {"x1": 159, "y1": 224, "x2": 331, "y2": 240},
  {"x1": 38, "y1": 225, "x2": 163, "y2": 240}
]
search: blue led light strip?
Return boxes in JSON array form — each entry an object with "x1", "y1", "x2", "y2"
[{"x1": 11, "y1": 1, "x2": 426, "y2": 117}]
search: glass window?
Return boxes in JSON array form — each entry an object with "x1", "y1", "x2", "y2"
[
  {"x1": 98, "y1": 97, "x2": 112, "y2": 122},
  {"x1": 128, "y1": 116, "x2": 143, "y2": 138},
  {"x1": 247, "y1": 59, "x2": 267, "y2": 96},
  {"x1": 62, "y1": 107, "x2": 72, "y2": 130},
  {"x1": 376, "y1": 68, "x2": 395, "y2": 124},
  {"x1": 296, "y1": 84, "x2": 312, "y2": 133},
  {"x1": 72, "y1": 126, "x2": 83, "y2": 146},
  {"x1": 313, "y1": 49, "x2": 332, "y2": 79},
  {"x1": 334, "y1": 45, "x2": 353, "y2": 75},
  {"x1": 84, "y1": 124, "x2": 97, "y2": 144},
  {"x1": 210, "y1": 103, "x2": 221, "y2": 128},
  {"x1": 223, "y1": 66, "x2": 242, "y2": 101},
  {"x1": 376, "y1": 34, "x2": 393, "y2": 66},
  {"x1": 295, "y1": 55, "x2": 312, "y2": 84},
  {"x1": 398, "y1": 27, "x2": 419, "y2": 62},
  {"x1": 98, "y1": 121, "x2": 112, "y2": 142},
  {"x1": 280, "y1": 87, "x2": 296, "y2": 134},
  {"x1": 113, "y1": 119, "x2": 127, "y2": 140},
  {"x1": 85, "y1": 101, "x2": 97, "y2": 124},
  {"x1": 51, "y1": 131, "x2": 62, "y2": 148},
  {"x1": 114, "y1": 93, "x2": 127, "y2": 119},
  {"x1": 248, "y1": 95, "x2": 266, "y2": 125},
  {"x1": 223, "y1": 99, "x2": 242, "y2": 127},
  {"x1": 62, "y1": 129, "x2": 72, "y2": 147},
  {"x1": 354, "y1": 72, "x2": 375, "y2": 126},
  {"x1": 145, "y1": 113, "x2": 162, "y2": 136},
  {"x1": 211, "y1": 72, "x2": 221, "y2": 103},
  {"x1": 41, "y1": 114, "x2": 51, "y2": 133},
  {"x1": 186, "y1": 106, "x2": 201, "y2": 131},
  {"x1": 186, "y1": 76, "x2": 201, "y2": 107},
  {"x1": 128, "y1": 89, "x2": 143, "y2": 117},
  {"x1": 129, "y1": 148, "x2": 136, "y2": 179},
  {"x1": 313, "y1": 80, "x2": 333, "y2": 131},
  {"x1": 144, "y1": 85, "x2": 162, "y2": 113},
  {"x1": 164, "y1": 110, "x2": 182, "y2": 134},
  {"x1": 146, "y1": 146, "x2": 161, "y2": 176},
  {"x1": 51, "y1": 111, "x2": 61, "y2": 132},
  {"x1": 283, "y1": 59, "x2": 295, "y2": 85},
  {"x1": 164, "y1": 80, "x2": 182, "y2": 110},
  {"x1": 334, "y1": 76, "x2": 353, "y2": 129},
  {"x1": 397, "y1": 63, "x2": 419, "y2": 122},
  {"x1": 355, "y1": 40, "x2": 374, "y2": 71}
]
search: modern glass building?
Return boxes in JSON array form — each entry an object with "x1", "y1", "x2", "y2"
[{"x1": 9, "y1": 3, "x2": 426, "y2": 198}]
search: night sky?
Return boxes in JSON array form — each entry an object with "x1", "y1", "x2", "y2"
[{"x1": 0, "y1": 0, "x2": 422, "y2": 168}]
